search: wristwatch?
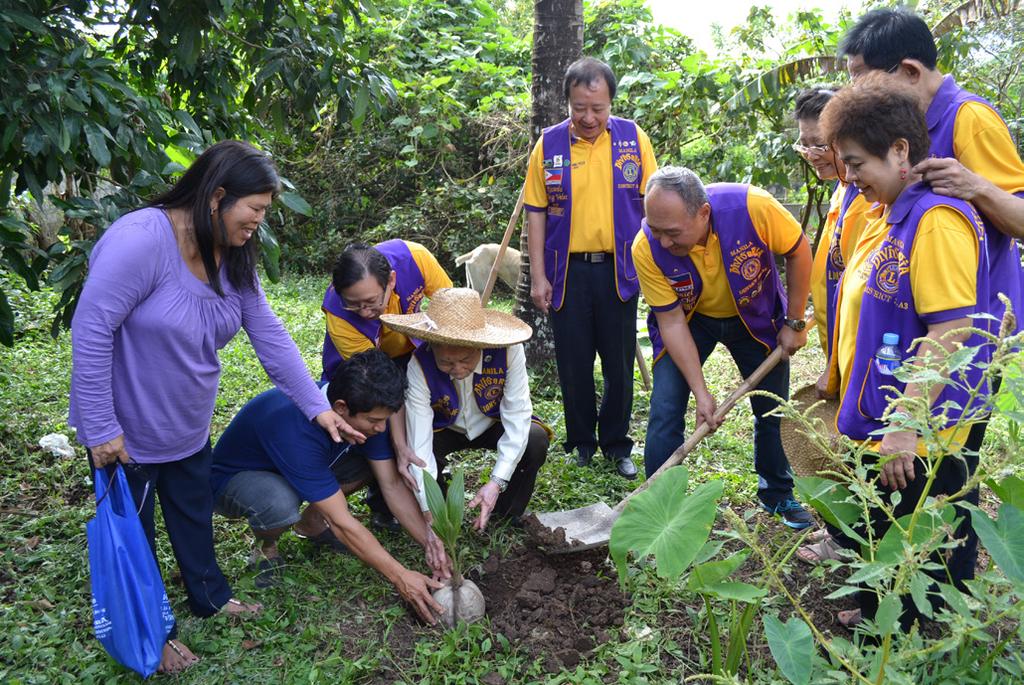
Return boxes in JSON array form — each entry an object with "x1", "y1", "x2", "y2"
[
  {"x1": 491, "y1": 477, "x2": 509, "y2": 493},
  {"x1": 784, "y1": 318, "x2": 806, "y2": 331}
]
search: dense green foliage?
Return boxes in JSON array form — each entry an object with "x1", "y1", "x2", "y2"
[{"x1": 4, "y1": 0, "x2": 1022, "y2": 343}]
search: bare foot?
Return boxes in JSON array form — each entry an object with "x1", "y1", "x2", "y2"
[
  {"x1": 221, "y1": 597, "x2": 262, "y2": 616},
  {"x1": 159, "y1": 639, "x2": 199, "y2": 673},
  {"x1": 837, "y1": 608, "x2": 862, "y2": 628}
]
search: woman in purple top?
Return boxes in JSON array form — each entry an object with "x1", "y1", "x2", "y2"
[{"x1": 69, "y1": 140, "x2": 357, "y2": 673}]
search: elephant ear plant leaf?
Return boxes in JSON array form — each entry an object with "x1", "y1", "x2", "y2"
[{"x1": 423, "y1": 470, "x2": 485, "y2": 627}]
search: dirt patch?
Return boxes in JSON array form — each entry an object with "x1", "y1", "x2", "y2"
[{"x1": 470, "y1": 546, "x2": 631, "y2": 671}]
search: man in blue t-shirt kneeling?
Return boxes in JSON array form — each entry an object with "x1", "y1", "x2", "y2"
[{"x1": 212, "y1": 350, "x2": 449, "y2": 624}]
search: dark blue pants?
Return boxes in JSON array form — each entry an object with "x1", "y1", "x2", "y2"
[
  {"x1": 643, "y1": 312, "x2": 794, "y2": 506},
  {"x1": 91, "y1": 442, "x2": 233, "y2": 626},
  {"x1": 549, "y1": 257, "x2": 637, "y2": 460}
]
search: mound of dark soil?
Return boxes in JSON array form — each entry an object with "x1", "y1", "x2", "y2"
[{"x1": 469, "y1": 547, "x2": 630, "y2": 671}]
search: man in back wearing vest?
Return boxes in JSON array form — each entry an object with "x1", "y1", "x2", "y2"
[
  {"x1": 632, "y1": 166, "x2": 815, "y2": 530},
  {"x1": 381, "y1": 288, "x2": 549, "y2": 530},
  {"x1": 524, "y1": 57, "x2": 659, "y2": 479},
  {"x1": 841, "y1": 6, "x2": 1024, "y2": 581}
]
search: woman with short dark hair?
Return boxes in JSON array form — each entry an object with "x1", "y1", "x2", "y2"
[
  {"x1": 819, "y1": 83, "x2": 992, "y2": 629},
  {"x1": 70, "y1": 140, "x2": 354, "y2": 673}
]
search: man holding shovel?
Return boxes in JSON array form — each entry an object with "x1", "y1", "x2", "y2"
[{"x1": 632, "y1": 166, "x2": 814, "y2": 530}]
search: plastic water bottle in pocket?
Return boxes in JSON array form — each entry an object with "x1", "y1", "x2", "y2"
[{"x1": 874, "y1": 332, "x2": 902, "y2": 376}]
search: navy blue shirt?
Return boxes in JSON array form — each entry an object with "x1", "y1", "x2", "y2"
[{"x1": 211, "y1": 384, "x2": 392, "y2": 503}]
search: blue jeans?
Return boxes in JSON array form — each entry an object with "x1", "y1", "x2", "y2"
[{"x1": 643, "y1": 312, "x2": 794, "y2": 506}]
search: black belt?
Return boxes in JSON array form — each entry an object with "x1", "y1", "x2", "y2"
[{"x1": 570, "y1": 252, "x2": 612, "y2": 263}]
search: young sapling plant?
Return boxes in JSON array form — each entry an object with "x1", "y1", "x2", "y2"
[{"x1": 423, "y1": 469, "x2": 485, "y2": 627}]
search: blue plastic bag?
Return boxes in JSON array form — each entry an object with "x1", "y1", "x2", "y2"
[{"x1": 87, "y1": 465, "x2": 175, "y2": 678}]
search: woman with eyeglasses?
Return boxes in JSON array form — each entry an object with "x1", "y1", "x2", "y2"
[
  {"x1": 792, "y1": 88, "x2": 872, "y2": 401},
  {"x1": 70, "y1": 141, "x2": 358, "y2": 673},
  {"x1": 818, "y1": 83, "x2": 992, "y2": 630},
  {"x1": 321, "y1": 241, "x2": 452, "y2": 525}
]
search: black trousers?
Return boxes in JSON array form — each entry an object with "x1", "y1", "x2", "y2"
[
  {"x1": 433, "y1": 421, "x2": 549, "y2": 519},
  {"x1": 843, "y1": 452, "x2": 970, "y2": 631},
  {"x1": 549, "y1": 257, "x2": 637, "y2": 459},
  {"x1": 91, "y1": 442, "x2": 233, "y2": 632}
]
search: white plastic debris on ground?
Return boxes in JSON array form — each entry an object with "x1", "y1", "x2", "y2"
[{"x1": 39, "y1": 433, "x2": 76, "y2": 459}]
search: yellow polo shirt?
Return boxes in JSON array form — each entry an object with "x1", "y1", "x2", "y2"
[
  {"x1": 809, "y1": 183, "x2": 871, "y2": 351},
  {"x1": 525, "y1": 124, "x2": 657, "y2": 253},
  {"x1": 953, "y1": 102, "x2": 1024, "y2": 195},
  {"x1": 325, "y1": 241, "x2": 452, "y2": 360},
  {"x1": 632, "y1": 186, "x2": 803, "y2": 318},
  {"x1": 833, "y1": 204, "x2": 978, "y2": 453}
]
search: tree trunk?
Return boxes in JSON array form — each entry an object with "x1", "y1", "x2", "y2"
[{"x1": 516, "y1": 0, "x2": 583, "y2": 365}]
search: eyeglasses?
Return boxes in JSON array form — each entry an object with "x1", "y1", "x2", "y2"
[
  {"x1": 340, "y1": 287, "x2": 390, "y2": 313},
  {"x1": 792, "y1": 142, "x2": 830, "y2": 156}
]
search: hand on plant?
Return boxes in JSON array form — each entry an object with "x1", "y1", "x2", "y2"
[
  {"x1": 91, "y1": 434, "x2": 130, "y2": 468},
  {"x1": 879, "y1": 430, "x2": 917, "y2": 490},
  {"x1": 424, "y1": 529, "x2": 452, "y2": 581},
  {"x1": 694, "y1": 389, "x2": 720, "y2": 433},
  {"x1": 315, "y1": 410, "x2": 365, "y2": 445},
  {"x1": 396, "y1": 446, "x2": 427, "y2": 492},
  {"x1": 468, "y1": 481, "x2": 501, "y2": 531},
  {"x1": 777, "y1": 325, "x2": 807, "y2": 360},
  {"x1": 394, "y1": 568, "x2": 444, "y2": 625}
]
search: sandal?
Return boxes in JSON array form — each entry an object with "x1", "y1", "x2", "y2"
[
  {"x1": 838, "y1": 608, "x2": 863, "y2": 628},
  {"x1": 796, "y1": 536, "x2": 845, "y2": 565},
  {"x1": 805, "y1": 528, "x2": 830, "y2": 544},
  {"x1": 221, "y1": 597, "x2": 262, "y2": 615}
]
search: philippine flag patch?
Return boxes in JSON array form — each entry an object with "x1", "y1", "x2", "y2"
[
  {"x1": 544, "y1": 169, "x2": 563, "y2": 186},
  {"x1": 671, "y1": 271, "x2": 694, "y2": 295}
]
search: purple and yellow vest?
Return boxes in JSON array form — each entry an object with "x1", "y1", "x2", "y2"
[
  {"x1": 320, "y1": 239, "x2": 427, "y2": 381},
  {"x1": 836, "y1": 183, "x2": 991, "y2": 441},
  {"x1": 926, "y1": 75, "x2": 1023, "y2": 335},
  {"x1": 823, "y1": 182, "x2": 863, "y2": 358},
  {"x1": 415, "y1": 344, "x2": 507, "y2": 429},
  {"x1": 539, "y1": 116, "x2": 644, "y2": 310},
  {"x1": 644, "y1": 183, "x2": 787, "y2": 362}
]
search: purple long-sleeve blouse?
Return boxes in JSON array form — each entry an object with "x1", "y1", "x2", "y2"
[{"x1": 69, "y1": 207, "x2": 328, "y2": 463}]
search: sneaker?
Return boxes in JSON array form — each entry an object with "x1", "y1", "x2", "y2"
[{"x1": 762, "y1": 498, "x2": 814, "y2": 530}]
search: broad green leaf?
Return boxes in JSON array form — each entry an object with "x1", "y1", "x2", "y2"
[
  {"x1": 422, "y1": 471, "x2": 449, "y2": 535},
  {"x1": 763, "y1": 614, "x2": 813, "y2": 685},
  {"x1": 909, "y1": 571, "x2": 932, "y2": 618},
  {"x1": 700, "y1": 581, "x2": 767, "y2": 603},
  {"x1": 687, "y1": 550, "x2": 749, "y2": 592},
  {"x1": 609, "y1": 467, "x2": 723, "y2": 583},
  {"x1": 279, "y1": 191, "x2": 313, "y2": 217},
  {"x1": 986, "y1": 476, "x2": 1024, "y2": 509},
  {"x1": 83, "y1": 122, "x2": 111, "y2": 167},
  {"x1": 794, "y1": 476, "x2": 862, "y2": 543},
  {"x1": 875, "y1": 506, "x2": 955, "y2": 563},
  {"x1": 447, "y1": 469, "x2": 464, "y2": 531},
  {"x1": 971, "y1": 503, "x2": 1024, "y2": 584},
  {"x1": 875, "y1": 593, "x2": 901, "y2": 637}
]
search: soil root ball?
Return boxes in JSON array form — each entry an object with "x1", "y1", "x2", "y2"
[{"x1": 433, "y1": 579, "x2": 486, "y2": 628}]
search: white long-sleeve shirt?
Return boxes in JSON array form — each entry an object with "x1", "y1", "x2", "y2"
[{"x1": 405, "y1": 343, "x2": 532, "y2": 510}]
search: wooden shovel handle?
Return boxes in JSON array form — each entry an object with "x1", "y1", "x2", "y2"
[
  {"x1": 481, "y1": 184, "x2": 526, "y2": 307},
  {"x1": 613, "y1": 318, "x2": 814, "y2": 512}
]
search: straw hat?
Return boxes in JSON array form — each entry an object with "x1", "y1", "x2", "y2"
[
  {"x1": 379, "y1": 287, "x2": 532, "y2": 348},
  {"x1": 781, "y1": 383, "x2": 842, "y2": 478}
]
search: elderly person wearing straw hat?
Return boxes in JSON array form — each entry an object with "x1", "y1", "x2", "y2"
[{"x1": 381, "y1": 288, "x2": 550, "y2": 531}]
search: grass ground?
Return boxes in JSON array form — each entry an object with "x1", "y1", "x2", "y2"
[{"x1": 0, "y1": 273, "x2": 1016, "y2": 684}]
